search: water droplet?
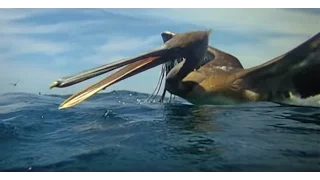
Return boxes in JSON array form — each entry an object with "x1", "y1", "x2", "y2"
[{"x1": 104, "y1": 110, "x2": 112, "y2": 117}]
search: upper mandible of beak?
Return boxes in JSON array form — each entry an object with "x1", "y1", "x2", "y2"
[{"x1": 50, "y1": 81, "x2": 59, "y2": 89}]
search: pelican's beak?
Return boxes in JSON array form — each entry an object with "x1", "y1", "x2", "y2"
[{"x1": 50, "y1": 30, "x2": 210, "y2": 109}]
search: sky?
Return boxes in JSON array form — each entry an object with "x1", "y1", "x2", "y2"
[{"x1": 0, "y1": 8, "x2": 319, "y2": 95}]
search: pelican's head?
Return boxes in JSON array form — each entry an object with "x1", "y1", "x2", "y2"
[{"x1": 50, "y1": 30, "x2": 211, "y2": 109}]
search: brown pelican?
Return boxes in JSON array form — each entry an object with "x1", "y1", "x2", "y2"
[{"x1": 50, "y1": 30, "x2": 320, "y2": 109}]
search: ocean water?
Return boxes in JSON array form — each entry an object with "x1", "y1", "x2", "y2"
[{"x1": 0, "y1": 91, "x2": 320, "y2": 172}]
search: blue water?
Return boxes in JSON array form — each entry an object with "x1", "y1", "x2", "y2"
[{"x1": 0, "y1": 91, "x2": 320, "y2": 172}]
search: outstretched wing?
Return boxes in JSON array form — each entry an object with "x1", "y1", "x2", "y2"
[{"x1": 234, "y1": 32, "x2": 320, "y2": 100}]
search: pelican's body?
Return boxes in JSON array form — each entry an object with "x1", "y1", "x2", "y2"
[
  {"x1": 165, "y1": 46, "x2": 247, "y2": 105},
  {"x1": 50, "y1": 30, "x2": 320, "y2": 109},
  {"x1": 161, "y1": 31, "x2": 320, "y2": 106}
]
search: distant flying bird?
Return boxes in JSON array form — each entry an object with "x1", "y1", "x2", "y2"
[{"x1": 10, "y1": 80, "x2": 19, "y2": 87}]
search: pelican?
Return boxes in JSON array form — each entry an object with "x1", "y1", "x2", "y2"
[{"x1": 50, "y1": 30, "x2": 320, "y2": 109}]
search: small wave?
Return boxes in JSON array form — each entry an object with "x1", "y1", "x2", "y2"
[
  {"x1": 1, "y1": 115, "x2": 23, "y2": 122},
  {"x1": 281, "y1": 92, "x2": 320, "y2": 107}
]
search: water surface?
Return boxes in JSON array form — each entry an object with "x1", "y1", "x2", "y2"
[{"x1": 0, "y1": 91, "x2": 319, "y2": 171}]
